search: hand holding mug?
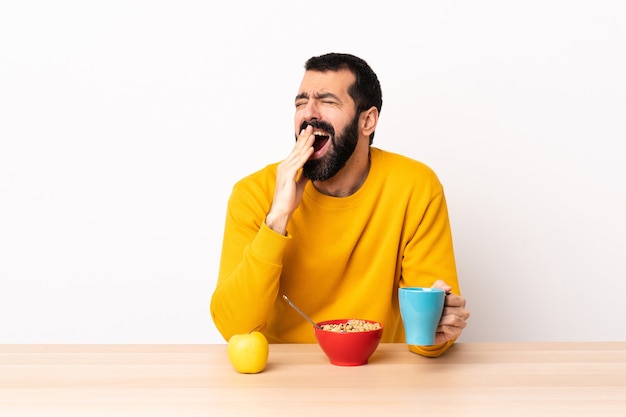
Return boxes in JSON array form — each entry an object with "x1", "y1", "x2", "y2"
[
  {"x1": 431, "y1": 280, "x2": 470, "y2": 345},
  {"x1": 399, "y1": 280, "x2": 470, "y2": 346}
]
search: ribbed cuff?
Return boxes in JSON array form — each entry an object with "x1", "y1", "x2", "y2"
[
  {"x1": 407, "y1": 339, "x2": 456, "y2": 358},
  {"x1": 249, "y1": 221, "x2": 291, "y2": 265}
]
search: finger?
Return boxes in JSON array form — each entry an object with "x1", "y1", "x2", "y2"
[
  {"x1": 441, "y1": 306, "x2": 471, "y2": 323},
  {"x1": 431, "y1": 280, "x2": 452, "y2": 293},
  {"x1": 434, "y1": 325, "x2": 462, "y2": 344},
  {"x1": 294, "y1": 126, "x2": 315, "y2": 150},
  {"x1": 288, "y1": 128, "x2": 315, "y2": 164},
  {"x1": 279, "y1": 134, "x2": 314, "y2": 177},
  {"x1": 444, "y1": 293, "x2": 466, "y2": 308},
  {"x1": 439, "y1": 310, "x2": 469, "y2": 329}
]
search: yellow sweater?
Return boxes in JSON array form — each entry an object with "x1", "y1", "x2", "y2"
[{"x1": 211, "y1": 148, "x2": 460, "y2": 357}]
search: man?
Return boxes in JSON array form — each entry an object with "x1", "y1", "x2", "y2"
[{"x1": 211, "y1": 53, "x2": 469, "y2": 357}]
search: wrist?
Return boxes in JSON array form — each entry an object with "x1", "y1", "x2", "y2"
[{"x1": 265, "y1": 212, "x2": 289, "y2": 236}]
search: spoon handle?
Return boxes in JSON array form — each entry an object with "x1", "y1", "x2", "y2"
[{"x1": 282, "y1": 295, "x2": 322, "y2": 329}]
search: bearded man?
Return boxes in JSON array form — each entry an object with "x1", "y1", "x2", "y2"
[{"x1": 210, "y1": 53, "x2": 469, "y2": 357}]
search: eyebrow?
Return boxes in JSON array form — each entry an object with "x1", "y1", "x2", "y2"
[{"x1": 295, "y1": 92, "x2": 341, "y2": 102}]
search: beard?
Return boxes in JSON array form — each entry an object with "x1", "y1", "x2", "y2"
[{"x1": 298, "y1": 116, "x2": 359, "y2": 181}]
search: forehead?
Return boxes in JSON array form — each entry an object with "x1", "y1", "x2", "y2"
[{"x1": 297, "y1": 69, "x2": 356, "y2": 100}]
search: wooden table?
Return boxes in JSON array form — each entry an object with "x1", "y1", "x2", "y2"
[{"x1": 1, "y1": 343, "x2": 625, "y2": 416}]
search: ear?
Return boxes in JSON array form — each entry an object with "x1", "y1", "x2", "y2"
[{"x1": 360, "y1": 106, "x2": 379, "y2": 137}]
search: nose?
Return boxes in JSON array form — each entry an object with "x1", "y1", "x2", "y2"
[{"x1": 300, "y1": 99, "x2": 321, "y2": 121}]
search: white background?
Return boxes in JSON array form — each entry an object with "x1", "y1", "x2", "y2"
[{"x1": 1, "y1": 1, "x2": 625, "y2": 344}]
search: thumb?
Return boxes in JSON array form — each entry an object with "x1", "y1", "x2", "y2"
[
  {"x1": 296, "y1": 170, "x2": 310, "y2": 190},
  {"x1": 432, "y1": 280, "x2": 452, "y2": 292}
]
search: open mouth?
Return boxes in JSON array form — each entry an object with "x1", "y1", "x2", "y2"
[{"x1": 313, "y1": 131, "x2": 330, "y2": 152}]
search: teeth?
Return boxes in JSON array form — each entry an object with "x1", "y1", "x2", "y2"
[{"x1": 313, "y1": 131, "x2": 329, "y2": 137}]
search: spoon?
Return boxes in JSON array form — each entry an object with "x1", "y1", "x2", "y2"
[{"x1": 282, "y1": 295, "x2": 322, "y2": 330}]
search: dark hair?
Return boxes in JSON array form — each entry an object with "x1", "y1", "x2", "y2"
[{"x1": 305, "y1": 53, "x2": 382, "y2": 144}]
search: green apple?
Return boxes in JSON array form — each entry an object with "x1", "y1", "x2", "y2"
[{"x1": 227, "y1": 331, "x2": 269, "y2": 374}]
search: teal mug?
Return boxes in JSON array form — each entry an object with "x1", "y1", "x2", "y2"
[{"x1": 398, "y1": 287, "x2": 445, "y2": 346}]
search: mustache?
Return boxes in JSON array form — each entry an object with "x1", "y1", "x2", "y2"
[{"x1": 300, "y1": 120, "x2": 335, "y2": 137}]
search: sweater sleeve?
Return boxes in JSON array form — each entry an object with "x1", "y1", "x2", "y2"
[
  {"x1": 210, "y1": 180, "x2": 288, "y2": 341},
  {"x1": 401, "y1": 184, "x2": 460, "y2": 357}
]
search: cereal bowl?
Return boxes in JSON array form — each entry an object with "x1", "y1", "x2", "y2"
[{"x1": 314, "y1": 319, "x2": 384, "y2": 366}]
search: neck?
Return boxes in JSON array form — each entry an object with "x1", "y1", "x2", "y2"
[{"x1": 312, "y1": 147, "x2": 371, "y2": 197}]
